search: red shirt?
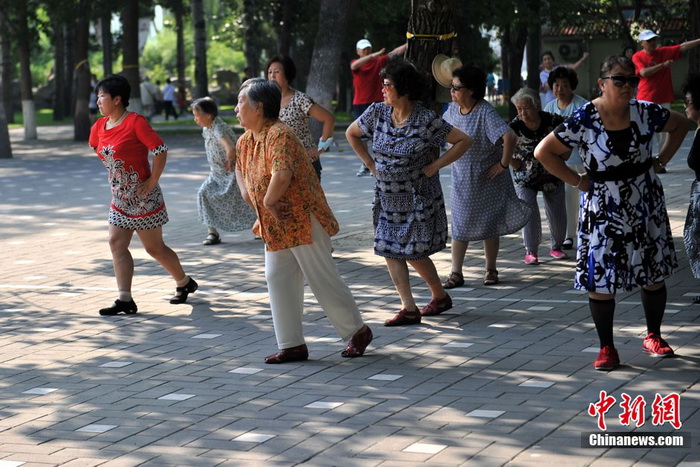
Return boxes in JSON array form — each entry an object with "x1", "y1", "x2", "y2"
[
  {"x1": 351, "y1": 54, "x2": 389, "y2": 105},
  {"x1": 632, "y1": 45, "x2": 682, "y2": 104},
  {"x1": 89, "y1": 113, "x2": 168, "y2": 219}
]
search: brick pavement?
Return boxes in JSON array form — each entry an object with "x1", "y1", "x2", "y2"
[{"x1": 0, "y1": 124, "x2": 699, "y2": 466}]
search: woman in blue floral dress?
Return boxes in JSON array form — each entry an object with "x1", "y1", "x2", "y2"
[
  {"x1": 346, "y1": 60, "x2": 471, "y2": 326},
  {"x1": 535, "y1": 56, "x2": 689, "y2": 371}
]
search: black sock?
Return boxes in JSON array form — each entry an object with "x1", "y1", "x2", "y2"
[
  {"x1": 589, "y1": 297, "x2": 616, "y2": 349},
  {"x1": 641, "y1": 285, "x2": 667, "y2": 336}
]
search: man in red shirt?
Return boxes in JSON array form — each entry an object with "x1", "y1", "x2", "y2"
[
  {"x1": 633, "y1": 29, "x2": 700, "y2": 161},
  {"x1": 351, "y1": 38, "x2": 406, "y2": 176}
]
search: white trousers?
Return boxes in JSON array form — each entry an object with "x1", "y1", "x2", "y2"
[{"x1": 265, "y1": 215, "x2": 364, "y2": 349}]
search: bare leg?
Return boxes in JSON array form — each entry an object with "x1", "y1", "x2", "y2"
[
  {"x1": 136, "y1": 227, "x2": 187, "y2": 285},
  {"x1": 483, "y1": 237, "x2": 499, "y2": 271},
  {"x1": 450, "y1": 239, "x2": 469, "y2": 274},
  {"x1": 108, "y1": 225, "x2": 135, "y2": 293},
  {"x1": 385, "y1": 258, "x2": 416, "y2": 310},
  {"x1": 408, "y1": 257, "x2": 447, "y2": 299}
]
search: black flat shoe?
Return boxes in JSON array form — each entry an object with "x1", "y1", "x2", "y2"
[
  {"x1": 202, "y1": 233, "x2": 221, "y2": 245},
  {"x1": 170, "y1": 277, "x2": 198, "y2": 304},
  {"x1": 99, "y1": 299, "x2": 138, "y2": 316}
]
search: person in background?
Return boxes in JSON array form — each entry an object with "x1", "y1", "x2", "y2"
[
  {"x1": 632, "y1": 29, "x2": 700, "y2": 157},
  {"x1": 682, "y1": 74, "x2": 700, "y2": 303},
  {"x1": 535, "y1": 56, "x2": 689, "y2": 371},
  {"x1": 351, "y1": 38, "x2": 407, "y2": 176},
  {"x1": 622, "y1": 45, "x2": 636, "y2": 59},
  {"x1": 539, "y1": 50, "x2": 589, "y2": 107},
  {"x1": 162, "y1": 78, "x2": 179, "y2": 121},
  {"x1": 89, "y1": 75, "x2": 197, "y2": 316},
  {"x1": 191, "y1": 97, "x2": 256, "y2": 245},
  {"x1": 441, "y1": 65, "x2": 529, "y2": 289},
  {"x1": 89, "y1": 74, "x2": 99, "y2": 123},
  {"x1": 266, "y1": 55, "x2": 335, "y2": 180},
  {"x1": 235, "y1": 78, "x2": 372, "y2": 364},
  {"x1": 139, "y1": 76, "x2": 157, "y2": 121},
  {"x1": 346, "y1": 60, "x2": 472, "y2": 326},
  {"x1": 510, "y1": 87, "x2": 567, "y2": 265},
  {"x1": 544, "y1": 66, "x2": 589, "y2": 250}
]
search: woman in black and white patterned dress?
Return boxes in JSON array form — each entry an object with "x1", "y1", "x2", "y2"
[
  {"x1": 535, "y1": 56, "x2": 689, "y2": 371},
  {"x1": 683, "y1": 74, "x2": 700, "y2": 302}
]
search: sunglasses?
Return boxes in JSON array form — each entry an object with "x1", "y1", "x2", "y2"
[
  {"x1": 450, "y1": 84, "x2": 467, "y2": 92},
  {"x1": 381, "y1": 82, "x2": 395, "y2": 88},
  {"x1": 601, "y1": 75, "x2": 640, "y2": 88}
]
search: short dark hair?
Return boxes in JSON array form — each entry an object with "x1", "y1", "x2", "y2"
[
  {"x1": 452, "y1": 65, "x2": 486, "y2": 100},
  {"x1": 541, "y1": 50, "x2": 555, "y2": 62},
  {"x1": 548, "y1": 66, "x2": 579, "y2": 90},
  {"x1": 599, "y1": 55, "x2": 635, "y2": 77},
  {"x1": 96, "y1": 74, "x2": 130, "y2": 108},
  {"x1": 266, "y1": 55, "x2": 297, "y2": 83},
  {"x1": 380, "y1": 60, "x2": 424, "y2": 101},
  {"x1": 191, "y1": 97, "x2": 218, "y2": 117},
  {"x1": 684, "y1": 73, "x2": 700, "y2": 110},
  {"x1": 240, "y1": 78, "x2": 281, "y2": 120}
]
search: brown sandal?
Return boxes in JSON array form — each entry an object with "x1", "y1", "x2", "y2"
[
  {"x1": 483, "y1": 269, "x2": 499, "y2": 286},
  {"x1": 442, "y1": 271, "x2": 464, "y2": 289}
]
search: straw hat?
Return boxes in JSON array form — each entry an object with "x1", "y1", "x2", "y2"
[{"x1": 431, "y1": 54, "x2": 463, "y2": 88}]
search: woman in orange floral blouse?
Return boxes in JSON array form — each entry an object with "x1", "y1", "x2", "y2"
[{"x1": 234, "y1": 78, "x2": 372, "y2": 364}]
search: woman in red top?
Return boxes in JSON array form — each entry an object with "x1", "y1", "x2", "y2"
[{"x1": 89, "y1": 75, "x2": 197, "y2": 315}]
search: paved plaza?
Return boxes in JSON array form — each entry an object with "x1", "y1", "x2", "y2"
[{"x1": 1, "y1": 123, "x2": 699, "y2": 466}]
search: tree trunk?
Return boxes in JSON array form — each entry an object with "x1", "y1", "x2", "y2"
[
  {"x1": 191, "y1": 0, "x2": 208, "y2": 98},
  {"x1": 174, "y1": 0, "x2": 186, "y2": 84},
  {"x1": 504, "y1": 24, "x2": 528, "y2": 120},
  {"x1": 277, "y1": 0, "x2": 292, "y2": 55},
  {"x1": 306, "y1": 0, "x2": 353, "y2": 139},
  {"x1": 74, "y1": 9, "x2": 92, "y2": 141},
  {"x1": 243, "y1": 0, "x2": 261, "y2": 77},
  {"x1": 101, "y1": 11, "x2": 113, "y2": 77},
  {"x1": 525, "y1": 0, "x2": 541, "y2": 91},
  {"x1": 405, "y1": 0, "x2": 456, "y2": 109},
  {"x1": 0, "y1": 12, "x2": 14, "y2": 124},
  {"x1": 691, "y1": 0, "x2": 700, "y2": 75},
  {"x1": 121, "y1": 0, "x2": 142, "y2": 114},
  {"x1": 17, "y1": 0, "x2": 36, "y2": 140},
  {"x1": 63, "y1": 22, "x2": 75, "y2": 117},
  {"x1": 53, "y1": 23, "x2": 66, "y2": 121}
]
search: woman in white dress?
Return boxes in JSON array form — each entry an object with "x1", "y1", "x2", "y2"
[{"x1": 192, "y1": 97, "x2": 256, "y2": 245}]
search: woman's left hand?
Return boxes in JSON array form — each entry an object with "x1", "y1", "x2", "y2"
[
  {"x1": 265, "y1": 200, "x2": 292, "y2": 221},
  {"x1": 136, "y1": 178, "x2": 157, "y2": 197},
  {"x1": 307, "y1": 147, "x2": 321, "y2": 162},
  {"x1": 422, "y1": 162, "x2": 439, "y2": 178},
  {"x1": 485, "y1": 161, "x2": 508, "y2": 179}
]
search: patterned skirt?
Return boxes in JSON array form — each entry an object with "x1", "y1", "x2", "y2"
[{"x1": 684, "y1": 180, "x2": 700, "y2": 279}]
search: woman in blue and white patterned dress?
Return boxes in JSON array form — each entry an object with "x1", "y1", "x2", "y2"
[
  {"x1": 192, "y1": 97, "x2": 256, "y2": 245},
  {"x1": 346, "y1": 60, "x2": 472, "y2": 327},
  {"x1": 442, "y1": 65, "x2": 530, "y2": 288},
  {"x1": 535, "y1": 56, "x2": 689, "y2": 371}
]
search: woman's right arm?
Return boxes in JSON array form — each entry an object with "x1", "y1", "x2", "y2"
[
  {"x1": 345, "y1": 121, "x2": 376, "y2": 175},
  {"x1": 535, "y1": 132, "x2": 587, "y2": 190}
]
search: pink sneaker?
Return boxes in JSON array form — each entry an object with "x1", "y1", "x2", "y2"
[
  {"x1": 524, "y1": 253, "x2": 539, "y2": 265},
  {"x1": 594, "y1": 346, "x2": 620, "y2": 371},
  {"x1": 549, "y1": 249, "x2": 568, "y2": 259},
  {"x1": 642, "y1": 333, "x2": 675, "y2": 357}
]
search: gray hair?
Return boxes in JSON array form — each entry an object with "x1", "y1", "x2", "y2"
[
  {"x1": 239, "y1": 78, "x2": 281, "y2": 120},
  {"x1": 511, "y1": 87, "x2": 541, "y2": 110}
]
